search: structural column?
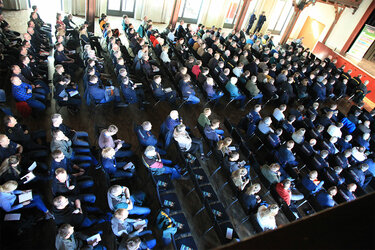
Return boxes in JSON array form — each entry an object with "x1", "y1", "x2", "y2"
[
  {"x1": 322, "y1": 4, "x2": 345, "y2": 44},
  {"x1": 85, "y1": 0, "x2": 96, "y2": 33},
  {"x1": 234, "y1": 0, "x2": 252, "y2": 32},
  {"x1": 169, "y1": 0, "x2": 182, "y2": 29}
]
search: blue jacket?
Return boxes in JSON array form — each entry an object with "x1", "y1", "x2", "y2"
[
  {"x1": 312, "y1": 155, "x2": 329, "y2": 171},
  {"x1": 281, "y1": 121, "x2": 295, "y2": 134},
  {"x1": 316, "y1": 191, "x2": 335, "y2": 208},
  {"x1": 179, "y1": 80, "x2": 195, "y2": 98},
  {"x1": 203, "y1": 83, "x2": 216, "y2": 98},
  {"x1": 151, "y1": 81, "x2": 165, "y2": 99},
  {"x1": 121, "y1": 82, "x2": 138, "y2": 103},
  {"x1": 225, "y1": 82, "x2": 241, "y2": 98},
  {"x1": 276, "y1": 145, "x2": 296, "y2": 166},
  {"x1": 204, "y1": 125, "x2": 220, "y2": 142},
  {"x1": 355, "y1": 136, "x2": 370, "y2": 150},
  {"x1": 336, "y1": 138, "x2": 352, "y2": 153},
  {"x1": 301, "y1": 176, "x2": 324, "y2": 194},
  {"x1": 102, "y1": 157, "x2": 117, "y2": 175},
  {"x1": 339, "y1": 188, "x2": 356, "y2": 201},
  {"x1": 323, "y1": 167, "x2": 345, "y2": 186},
  {"x1": 87, "y1": 84, "x2": 106, "y2": 103},
  {"x1": 267, "y1": 133, "x2": 281, "y2": 148},
  {"x1": 136, "y1": 126, "x2": 158, "y2": 147}
]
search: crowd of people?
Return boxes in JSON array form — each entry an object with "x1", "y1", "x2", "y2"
[{"x1": 0, "y1": 2, "x2": 374, "y2": 249}]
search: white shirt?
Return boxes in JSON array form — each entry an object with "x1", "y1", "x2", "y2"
[
  {"x1": 327, "y1": 125, "x2": 342, "y2": 138},
  {"x1": 233, "y1": 67, "x2": 243, "y2": 77},
  {"x1": 351, "y1": 147, "x2": 367, "y2": 162},
  {"x1": 257, "y1": 211, "x2": 277, "y2": 231},
  {"x1": 273, "y1": 108, "x2": 285, "y2": 122},
  {"x1": 160, "y1": 51, "x2": 171, "y2": 63},
  {"x1": 174, "y1": 132, "x2": 192, "y2": 151},
  {"x1": 167, "y1": 32, "x2": 175, "y2": 42}
]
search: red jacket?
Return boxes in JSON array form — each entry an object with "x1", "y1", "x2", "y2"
[
  {"x1": 276, "y1": 182, "x2": 291, "y2": 205},
  {"x1": 192, "y1": 65, "x2": 201, "y2": 80}
]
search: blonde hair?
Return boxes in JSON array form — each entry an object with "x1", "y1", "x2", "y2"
[
  {"x1": 0, "y1": 180, "x2": 18, "y2": 192},
  {"x1": 102, "y1": 147, "x2": 115, "y2": 158},
  {"x1": 245, "y1": 183, "x2": 261, "y2": 195},
  {"x1": 114, "y1": 208, "x2": 129, "y2": 219},
  {"x1": 259, "y1": 204, "x2": 279, "y2": 218},
  {"x1": 232, "y1": 167, "x2": 247, "y2": 179},
  {"x1": 203, "y1": 108, "x2": 211, "y2": 116},
  {"x1": 217, "y1": 137, "x2": 232, "y2": 151}
]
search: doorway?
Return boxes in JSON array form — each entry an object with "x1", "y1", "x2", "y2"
[
  {"x1": 298, "y1": 16, "x2": 326, "y2": 50},
  {"x1": 268, "y1": 0, "x2": 294, "y2": 35},
  {"x1": 107, "y1": 0, "x2": 136, "y2": 17},
  {"x1": 178, "y1": 0, "x2": 204, "y2": 24},
  {"x1": 223, "y1": 0, "x2": 241, "y2": 29}
]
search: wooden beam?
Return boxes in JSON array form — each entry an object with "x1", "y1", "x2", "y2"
[
  {"x1": 322, "y1": 4, "x2": 345, "y2": 44},
  {"x1": 169, "y1": 0, "x2": 182, "y2": 29},
  {"x1": 340, "y1": 0, "x2": 375, "y2": 54},
  {"x1": 85, "y1": 0, "x2": 96, "y2": 33},
  {"x1": 234, "y1": 0, "x2": 252, "y2": 32}
]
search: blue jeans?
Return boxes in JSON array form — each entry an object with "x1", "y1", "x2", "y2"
[
  {"x1": 129, "y1": 196, "x2": 151, "y2": 217},
  {"x1": 23, "y1": 194, "x2": 48, "y2": 213},
  {"x1": 252, "y1": 93, "x2": 263, "y2": 104},
  {"x1": 215, "y1": 129, "x2": 224, "y2": 135},
  {"x1": 115, "y1": 148, "x2": 134, "y2": 158},
  {"x1": 185, "y1": 94, "x2": 200, "y2": 104},
  {"x1": 209, "y1": 92, "x2": 224, "y2": 100},
  {"x1": 26, "y1": 98, "x2": 46, "y2": 111},
  {"x1": 233, "y1": 94, "x2": 246, "y2": 107}
]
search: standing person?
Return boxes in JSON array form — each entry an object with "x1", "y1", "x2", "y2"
[
  {"x1": 254, "y1": 11, "x2": 267, "y2": 33},
  {"x1": 246, "y1": 12, "x2": 257, "y2": 35}
]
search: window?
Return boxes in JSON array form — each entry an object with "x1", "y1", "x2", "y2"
[
  {"x1": 107, "y1": 0, "x2": 136, "y2": 17},
  {"x1": 224, "y1": 0, "x2": 241, "y2": 29},
  {"x1": 178, "y1": 0, "x2": 204, "y2": 24},
  {"x1": 268, "y1": 0, "x2": 294, "y2": 35}
]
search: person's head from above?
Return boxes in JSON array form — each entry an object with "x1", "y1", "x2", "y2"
[
  {"x1": 52, "y1": 150, "x2": 65, "y2": 162},
  {"x1": 169, "y1": 110, "x2": 179, "y2": 120},
  {"x1": 286, "y1": 140, "x2": 295, "y2": 150},
  {"x1": 20, "y1": 55, "x2": 30, "y2": 65},
  {"x1": 3, "y1": 115, "x2": 18, "y2": 128},
  {"x1": 310, "y1": 114, "x2": 316, "y2": 122},
  {"x1": 109, "y1": 185, "x2": 125, "y2": 197},
  {"x1": 175, "y1": 124, "x2": 187, "y2": 134},
  {"x1": 0, "y1": 134, "x2": 10, "y2": 148},
  {"x1": 330, "y1": 136, "x2": 338, "y2": 144},
  {"x1": 52, "y1": 130, "x2": 66, "y2": 141},
  {"x1": 317, "y1": 125, "x2": 324, "y2": 133},
  {"x1": 245, "y1": 183, "x2": 261, "y2": 195},
  {"x1": 211, "y1": 119, "x2": 220, "y2": 129},
  {"x1": 295, "y1": 128, "x2": 306, "y2": 137},
  {"x1": 270, "y1": 163, "x2": 280, "y2": 172},
  {"x1": 182, "y1": 74, "x2": 191, "y2": 82},
  {"x1": 142, "y1": 121, "x2": 152, "y2": 131},
  {"x1": 282, "y1": 179, "x2": 291, "y2": 189},
  {"x1": 206, "y1": 77, "x2": 214, "y2": 86},
  {"x1": 55, "y1": 168, "x2": 68, "y2": 183},
  {"x1": 234, "y1": 167, "x2": 247, "y2": 178},
  {"x1": 119, "y1": 68, "x2": 127, "y2": 77},
  {"x1": 254, "y1": 104, "x2": 262, "y2": 113},
  {"x1": 0, "y1": 180, "x2": 18, "y2": 193},
  {"x1": 203, "y1": 107, "x2": 212, "y2": 117},
  {"x1": 264, "y1": 204, "x2": 279, "y2": 217},
  {"x1": 347, "y1": 183, "x2": 357, "y2": 192},
  {"x1": 360, "y1": 163, "x2": 369, "y2": 172},
  {"x1": 336, "y1": 122, "x2": 344, "y2": 129},
  {"x1": 333, "y1": 166, "x2": 343, "y2": 174},
  {"x1": 114, "y1": 208, "x2": 129, "y2": 221},
  {"x1": 51, "y1": 113, "x2": 63, "y2": 127},
  {"x1": 312, "y1": 102, "x2": 319, "y2": 110},
  {"x1": 308, "y1": 170, "x2": 318, "y2": 180},
  {"x1": 263, "y1": 117, "x2": 272, "y2": 126},
  {"x1": 229, "y1": 151, "x2": 240, "y2": 162},
  {"x1": 328, "y1": 186, "x2": 338, "y2": 196},
  {"x1": 26, "y1": 27, "x2": 34, "y2": 35},
  {"x1": 106, "y1": 125, "x2": 118, "y2": 136},
  {"x1": 144, "y1": 145, "x2": 157, "y2": 158},
  {"x1": 343, "y1": 149, "x2": 352, "y2": 158},
  {"x1": 102, "y1": 147, "x2": 116, "y2": 159},
  {"x1": 363, "y1": 120, "x2": 370, "y2": 128},
  {"x1": 275, "y1": 128, "x2": 283, "y2": 136},
  {"x1": 320, "y1": 150, "x2": 329, "y2": 159},
  {"x1": 309, "y1": 138, "x2": 317, "y2": 146},
  {"x1": 363, "y1": 133, "x2": 370, "y2": 140},
  {"x1": 58, "y1": 224, "x2": 75, "y2": 239},
  {"x1": 279, "y1": 104, "x2": 287, "y2": 112},
  {"x1": 53, "y1": 195, "x2": 69, "y2": 209}
]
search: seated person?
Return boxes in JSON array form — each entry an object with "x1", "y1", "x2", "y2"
[
  {"x1": 267, "y1": 128, "x2": 282, "y2": 149},
  {"x1": 98, "y1": 125, "x2": 133, "y2": 158},
  {"x1": 0, "y1": 180, "x2": 54, "y2": 219},
  {"x1": 4, "y1": 115, "x2": 46, "y2": 151},
  {"x1": 179, "y1": 74, "x2": 200, "y2": 104},
  {"x1": 300, "y1": 139, "x2": 320, "y2": 157},
  {"x1": 136, "y1": 121, "x2": 166, "y2": 154},
  {"x1": 54, "y1": 75, "x2": 81, "y2": 112},
  {"x1": 120, "y1": 76, "x2": 147, "y2": 110},
  {"x1": 51, "y1": 113, "x2": 89, "y2": 147},
  {"x1": 241, "y1": 183, "x2": 263, "y2": 213},
  {"x1": 312, "y1": 150, "x2": 329, "y2": 171},
  {"x1": 203, "y1": 77, "x2": 224, "y2": 102},
  {"x1": 215, "y1": 137, "x2": 234, "y2": 159},
  {"x1": 339, "y1": 183, "x2": 357, "y2": 202},
  {"x1": 272, "y1": 104, "x2": 287, "y2": 123},
  {"x1": 281, "y1": 115, "x2": 296, "y2": 135},
  {"x1": 107, "y1": 185, "x2": 150, "y2": 216},
  {"x1": 323, "y1": 166, "x2": 345, "y2": 186},
  {"x1": 301, "y1": 170, "x2": 324, "y2": 195},
  {"x1": 142, "y1": 146, "x2": 184, "y2": 180},
  {"x1": 173, "y1": 124, "x2": 205, "y2": 160},
  {"x1": 276, "y1": 179, "x2": 304, "y2": 206},
  {"x1": 203, "y1": 119, "x2": 223, "y2": 144},
  {"x1": 87, "y1": 75, "x2": 125, "y2": 107},
  {"x1": 159, "y1": 110, "x2": 182, "y2": 149},
  {"x1": 141, "y1": 54, "x2": 160, "y2": 77},
  {"x1": 245, "y1": 76, "x2": 263, "y2": 104},
  {"x1": 275, "y1": 140, "x2": 298, "y2": 167},
  {"x1": 10, "y1": 76, "x2": 46, "y2": 111},
  {"x1": 101, "y1": 147, "x2": 135, "y2": 179},
  {"x1": 316, "y1": 186, "x2": 337, "y2": 209},
  {"x1": 355, "y1": 133, "x2": 370, "y2": 150},
  {"x1": 232, "y1": 167, "x2": 250, "y2": 191},
  {"x1": 258, "y1": 117, "x2": 274, "y2": 135},
  {"x1": 52, "y1": 168, "x2": 95, "y2": 204},
  {"x1": 0, "y1": 134, "x2": 23, "y2": 163},
  {"x1": 225, "y1": 77, "x2": 246, "y2": 110},
  {"x1": 151, "y1": 75, "x2": 177, "y2": 105},
  {"x1": 348, "y1": 163, "x2": 372, "y2": 189},
  {"x1": 260, "y1": 163, "x2": 287, "y2": 184},
  {"x1": 256, "y1": 204, "x2": 279, "y2": 231},
  {"x1": 55, "y1": 224, "x2": 103, "y2": 249},
  {"x1": 327, "y1": 122, "x2": 343, "y2": 138},
  {"x1": 50, "y1": 150, "x2": 89, "y2": 178},
  {"x1": 111, "y1": 208, "x2": 156, "y2": 249},
  {"x1": 52, "y1": 195, "x2": 106, "y2": 228},
  {"x1": 292, "y1": 128, "x2": 306, "y2": 145},
  {"x1": 245, "y1": 104, "x2": 262, "y2": 135}
]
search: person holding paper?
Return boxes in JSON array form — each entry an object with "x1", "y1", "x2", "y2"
[
  {"x1": 101, "y1": 147, "x2": 135, "y2": 179},
  {"x1": 107, "y1": 185, "x2": 150, "y2": 217},
  {"x1": 0, "y1": 180, "x2": 54, "y2": 219},
  {"x1": 50, "y1": 150, "x2": 89, "y2": 178},
  {"x1": 135, "y1": 121, "x2": 166, "y2": 155},
  {"x1": 111, "y1": 209, "x2": 156, "y2": 249},
  {"x1": 150, "y1": 75, "x2": 177, "y2": 106},
  {"x1": 55, "y1": 224, "x2": 104, "y2": 250},
  {"x1": 52, "y1": 168, "x2": 96, "y2": 204},
  {"x1": 119, "y1": 76, "x2": 148, "y2": 110},
  {"x1": 54, "y1": 75, "x2": 81, "y2": 113},
  {"x1": 98, "y1": 125, "x2": 133, "y2": 159}
]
